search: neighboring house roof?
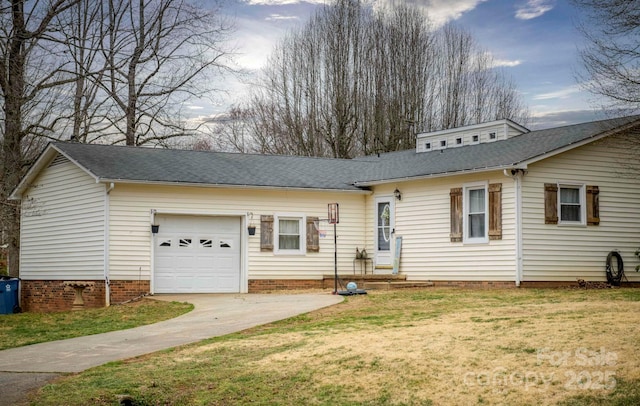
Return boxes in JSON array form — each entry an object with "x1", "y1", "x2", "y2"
[{"x1": 10, "y1": 115, "x2": 640, "y2": 199}]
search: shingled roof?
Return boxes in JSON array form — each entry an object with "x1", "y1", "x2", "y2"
[
  {"x1": 353, "y1": 115, "x2": 640, "y2": 185},
  {"x1": 10, "y1": 115, "x2": 640, "y2": 199},
  {"x1": 51, "y1": 142, "x2": 373, "y2": 191}
]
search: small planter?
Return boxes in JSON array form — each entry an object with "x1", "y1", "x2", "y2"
[{"x1": 248, "y1": 226, "x2": 256, "y2": 236}]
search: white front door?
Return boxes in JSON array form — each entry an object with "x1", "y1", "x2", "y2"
[
  {"x1": 154, "y1": 215, "x2": 241, "y2": 293},
  {"x1": 374, "y1": 196, "x2": 394, "y2": 267}
]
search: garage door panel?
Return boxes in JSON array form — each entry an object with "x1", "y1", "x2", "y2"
[{"x1": 154, "y1": 215, "x2": 241, "y2": 293}]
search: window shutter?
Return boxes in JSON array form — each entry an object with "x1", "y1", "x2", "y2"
[
  {"x1": 260, "y1": 215, "x2": 273, "y2": 251},
  {"x1": 586, "y1": 185, "x2": 600, "y2": 225},
  {"x1": 450, "y1": 187, "x2": 463, "y2": 242},
  {"x1": 544, "y1": 183, "x2": 558, "y2": 224},
  {"x1": 489, "y1": 183, "x2": 502, "y2": 240},
  {"x1": 306, "y1": 216, "x2": 320, "y2": 252}
]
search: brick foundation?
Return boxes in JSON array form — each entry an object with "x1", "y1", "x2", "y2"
[
  {"x1": 520, "y1": 280, "x2": 640, "y2": 288},
  {"x1": 20, "y1": 279, "x2": 151, "y2": 312},
  {"x1": 249, "y1": 279, "x2": 324, "y2": 292},
  {"x1": 428, "y1": 280, "x2": 518, "y2": 288},
  {"x1": 109, "y1": 280, "x2": 151, "y2": 304},
  {"x1": 20, "y1": 280, "x2": 106, "y2": 312}
]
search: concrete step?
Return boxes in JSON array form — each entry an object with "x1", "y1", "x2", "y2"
[
  {"x1": 363, "y1": 281, "x2": 434, "y2": 290},
  {"x1": 323, "y1": 274, "x2": 407, "y2": 281}
]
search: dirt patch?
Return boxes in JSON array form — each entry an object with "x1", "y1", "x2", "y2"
[{"x1": 0, "y1": 372, "x2": 61, "y2": 405}]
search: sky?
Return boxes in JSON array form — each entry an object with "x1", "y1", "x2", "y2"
[{"x1": 200, "y1": 0, "x2": 605, "y2": 130}]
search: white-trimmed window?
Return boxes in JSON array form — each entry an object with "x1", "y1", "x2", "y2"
[
  {"x1": 274, "y1": 214, "x2": 306, "y2": 254},
  {"x1": 559, "y1": 184, "x2": 586, "y2": 225},
  {"x1": 463, "y1": 182, "x2": 489, "y2": 243}
]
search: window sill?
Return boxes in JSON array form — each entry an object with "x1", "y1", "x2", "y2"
[
  {"x1": 463, "y1": 238, "x2": 489, "y2": 245},
  {"x1": 274, "y1": 250, "x2": 306, "y2": 256},
  {"x1": 558, "y1": 222, "x2": 587, "y2": 227}
]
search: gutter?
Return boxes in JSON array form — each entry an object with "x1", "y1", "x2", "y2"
[
  {"x1": 356, "y1": 164, "x2": 528, "y2": 187},
  {"x1": 94, "y1": 178, "x2": 373, "y2": 194}
]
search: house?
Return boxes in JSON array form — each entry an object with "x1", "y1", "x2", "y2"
[{"x1": 10, "y1": 115, "x2": 640, "y2": 311}]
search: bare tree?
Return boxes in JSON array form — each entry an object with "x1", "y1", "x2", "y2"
[
  {"x1": 572, "y1": 0, "x2": 640, "y2": 112},
  {"x1": 0, "y1": 0, "x2": 80, "y2": 276},
  {"x1": 247, "y1": 0, "x2": 528, "y2": 158},
  {"x1": 97, "y1": 0, "x2": 234, "y2": 146}
]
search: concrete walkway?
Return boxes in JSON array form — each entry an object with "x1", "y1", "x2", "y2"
[{"x1": 0, "y1": 293, "x2": 342, "y2": 404}]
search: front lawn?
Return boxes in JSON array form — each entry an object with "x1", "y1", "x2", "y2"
[
  {"x1": 0, "y1": 299, "x2": 193, "y2": 350},
  {"x1": 30, "y1": 288, "x2": 640, "y2": 405}
]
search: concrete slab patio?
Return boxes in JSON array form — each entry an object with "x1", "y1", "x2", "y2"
[{"x1": 0, "y1": 292, "x2": 343, "y2": 405}]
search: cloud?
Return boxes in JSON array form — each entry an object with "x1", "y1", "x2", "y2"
[
  {"x1": 533, "y1": 84, "x2": 582, "y2": 100},
  {"x1": 515, "y1": 0, "x2": 555, "y2": 20},
  {"x1": 492, "y1": 58, "x2": 522, "y2": 68},
  {"x1": 366, "y1": 0, "x2": 487, "y2": 26},
  {"x1": 528, "y1": 109, "x2": 604, "y2": 130},
  {"x1": 243, "y1": 0, "x2": 325, "y2": 5},
  {"x1": 265, "y1": 13, "x2": 300, "y2": 21}
]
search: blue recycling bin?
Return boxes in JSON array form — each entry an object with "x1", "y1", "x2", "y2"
[{"x1": 0, "y1": 277, "x2": 19, "y2": 314}]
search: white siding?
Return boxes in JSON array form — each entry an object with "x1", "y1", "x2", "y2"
[
  {"x1": 108, "y1": 184, "x2": 368, "y2": 281},
  {"x1": 367, "y1": 171, "x2": 517, "y2": 281},
  {"x1": 521, "y1": 134, "x2": 640, "y2": 281},
  {"x1": 20, "y1": 157, "x2": 105, "y2": 280}
]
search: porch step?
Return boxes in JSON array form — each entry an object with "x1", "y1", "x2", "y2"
[
  {"x1": 323, "y1": 273, "x2": 407, "y2": 281},
  {"x1": 363, "y1": 281, "x2": 435, "y2": 290},
  {"x1": 322, "y1": 274, "x2": 433, "y2": 290},
  {"x1": 322, "y1": 274, "x2": 405, "y2": 289}
]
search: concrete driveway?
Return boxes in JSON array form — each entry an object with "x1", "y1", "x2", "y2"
[{"x1": 0, "y1": 292, "x2": 343, "y2": 404}]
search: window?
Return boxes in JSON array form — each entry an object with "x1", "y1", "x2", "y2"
[
  {"x1": 440, "y1": 140, "x2": 447, "y2": 147},
  {"x1": 472, "y1": 134, "x2": 479, "y2": 143},
  {"x1": 261, "y1": 214, "x2": 319, "y2": 253},
  {"x1": 274, "y1": 214, "x2": 306, "y2": 254},
  {"x1": 456, "y1": 137, "x2": 463, "y2": 145},
  {"x1": 489, "y1": 132, "x2": 497, "y2": 140},
  {"x1": 560, "y1": 186, "x2": 583, "y2": 223},
  {"x1": 544, "y1": 183, "x2": 599, "y2": 226},
  {"x1": 557, "y1": 184, "x2": 588, "y2": 225},
  {"x1": 450, "y1": 183, "x2": 501, "y2": 243},
  {"x1": 425, "y1": 142, "x2": 431, "y2": 150},
  {"x1": 463, "y1": 183, "x2": 489, "y2": 243}
]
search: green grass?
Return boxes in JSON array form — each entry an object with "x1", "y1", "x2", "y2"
[
  {"x1": 24, "y1": 288, "x2": 640, "y2": 405},
  {"x1": 0, "y1": 299, "x2": 192, "y2": 350}
]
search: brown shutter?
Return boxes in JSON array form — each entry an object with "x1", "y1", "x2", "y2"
[
  {"x1": 586, "y1": 185, "x2": 600, "y2": 225},
  {"x1": 544, "y1": 183, "x2": 558, "y2": 224},
  {"x1": 306, "y1": 216, "x2": 320, "y2": 252},
  {"x1": 450, "y1": 187, "x2": 462, "y2": 242},
  {"x1": 489, "y1": 183, "x2": 502, "y2": 240},
  {"x1": 260, "y1": 215, "x2": 273, "y2": 251}
]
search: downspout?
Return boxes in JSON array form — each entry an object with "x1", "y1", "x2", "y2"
[
  {"x1": 105, "y1": 182, "x2": 115, "y2": 306},
  {"x1": 504, "y1": 169, "x2": 525, "y2": 286},
  {"x1": 150, "y1": 209, "x2": 156, "y2": 294}
]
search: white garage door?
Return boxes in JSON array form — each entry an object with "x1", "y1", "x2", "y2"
[{"x1": 154, "y1": 215, "x2": 241, "y2": 293}]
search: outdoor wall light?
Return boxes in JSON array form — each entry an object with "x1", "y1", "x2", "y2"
[
  {"x1": 394, "y1": 188, "x2": 402, "y2": 201},
  {"x1": 151, "y1": 224, "x2": 160, "y2": 234}
]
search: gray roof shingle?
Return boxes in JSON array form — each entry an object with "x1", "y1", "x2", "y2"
[
  {"x1": 51, "y1": 115, "x2": 640, "y2": 191},
  {"x1": 54, "y1": 142, "x2": 374, "y2": 191},
  {"x1": 353, "y1": 115, "x2": 640, "y2": 184}
]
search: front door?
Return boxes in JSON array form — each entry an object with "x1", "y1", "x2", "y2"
[{"x1": 374, "y1": 196, "x2": 394, "y2": 267}]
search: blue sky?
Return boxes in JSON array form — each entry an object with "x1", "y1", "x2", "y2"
[{"x1": 201, "y1": 0, "x2": 603, "y2": 130}]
